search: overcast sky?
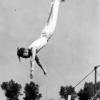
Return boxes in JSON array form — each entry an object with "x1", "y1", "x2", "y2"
[{"x1": 0, "y1": 0, "x2": 100, "y2": 100}]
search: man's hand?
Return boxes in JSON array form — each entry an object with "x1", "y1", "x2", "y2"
[
  {"x1": 30, "y1": 72, "x2": 33, "y2": 79},
  {"x1": 44, "y1": 70, "x2": 48, "y2": 76}
]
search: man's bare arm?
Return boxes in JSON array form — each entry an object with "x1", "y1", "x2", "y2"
[{"x1": 35, "y1": 55, "x2": 47, "y2": 76}]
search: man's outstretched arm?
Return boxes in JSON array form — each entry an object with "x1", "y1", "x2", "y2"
[
  {"x1": 29, "y1": 48, "x2": 36, "y2": 79},
  {"x1": 35, "y1": 55, "x2": 47, "y2": 76}
]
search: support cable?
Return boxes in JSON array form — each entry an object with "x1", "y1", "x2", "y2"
[
  {"x1": 90, "y1": 89, "x2": 100, "y2": 100},
  {"x1": 74, "y1": 69, "x2": 94, "y2": 88}
]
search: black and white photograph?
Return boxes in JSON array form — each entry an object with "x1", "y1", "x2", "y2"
[{"x1": 0, "y1": 0, "x2": 99, "y2": 100}]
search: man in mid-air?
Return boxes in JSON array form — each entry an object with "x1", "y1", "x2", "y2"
[{"x1": 17, "y1": 0, "x2": 65, "y2": 79}]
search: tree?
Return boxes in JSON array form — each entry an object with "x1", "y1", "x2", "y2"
[
  {"x1": 78, "y1": 89, "x2": 90, "y2": 100},
  {"x1": 59, "y1": 85, "x2": 76, "y2": 100},
  {"x1": 23, "y1": 81, "x2": 42, "y2": 100},
  {"x1": 1, "y1": 79, "x2": 22, "y2": 100},
  {"x1": 78, "y1": 82, "x2": 94, "y2": 100}
]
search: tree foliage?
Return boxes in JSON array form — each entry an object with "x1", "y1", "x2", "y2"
[
  {"x1": 59, "y1": 85, "x2": 76, "y2": 100},
  {"x1": 78, "y1": 82, "x2": 100, "y2": 100},
  {"x1": 23, "y1": 81, "x2": 42, "y2": 100},
  {"x1": 1, "y1": 79, "x2": 22, "y2": 100}
]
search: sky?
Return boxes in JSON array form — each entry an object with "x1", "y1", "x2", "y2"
[{"x1": 0, "y1": 0, "x2": 100, "y2": 100}]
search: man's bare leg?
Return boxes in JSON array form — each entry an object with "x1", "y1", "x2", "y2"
[
  {"x1": 42, "y1": 0, "x2": 62, "y2": 40},
  {"x1": 47, "y1": 0, "x2": 65, "y2": 24}
]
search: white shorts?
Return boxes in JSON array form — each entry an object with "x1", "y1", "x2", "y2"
[{"x1": 41, "y1": 22, "x2": 56, "y2": 40}]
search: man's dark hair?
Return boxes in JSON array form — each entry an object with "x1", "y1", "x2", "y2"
[{"x1": 17, "y1": 47, "x2": 32, "y2": 62}]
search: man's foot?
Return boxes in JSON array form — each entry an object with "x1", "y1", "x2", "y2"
[{"x1": 61, "y1": 0, "x2": 65, "y2": 2}]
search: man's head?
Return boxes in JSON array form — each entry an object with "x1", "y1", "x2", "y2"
[{"x1": 17, "y1": 47, "x2": 32, "y2": 62}]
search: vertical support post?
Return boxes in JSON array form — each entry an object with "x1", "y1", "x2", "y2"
[{"x1": 94, "y1": 66, "x2": 97, "y2": 97}]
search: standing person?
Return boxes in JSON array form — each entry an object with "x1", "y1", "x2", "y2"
[{"x1": 17, "y1": 0, "x2": 65, "y2": 79}]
